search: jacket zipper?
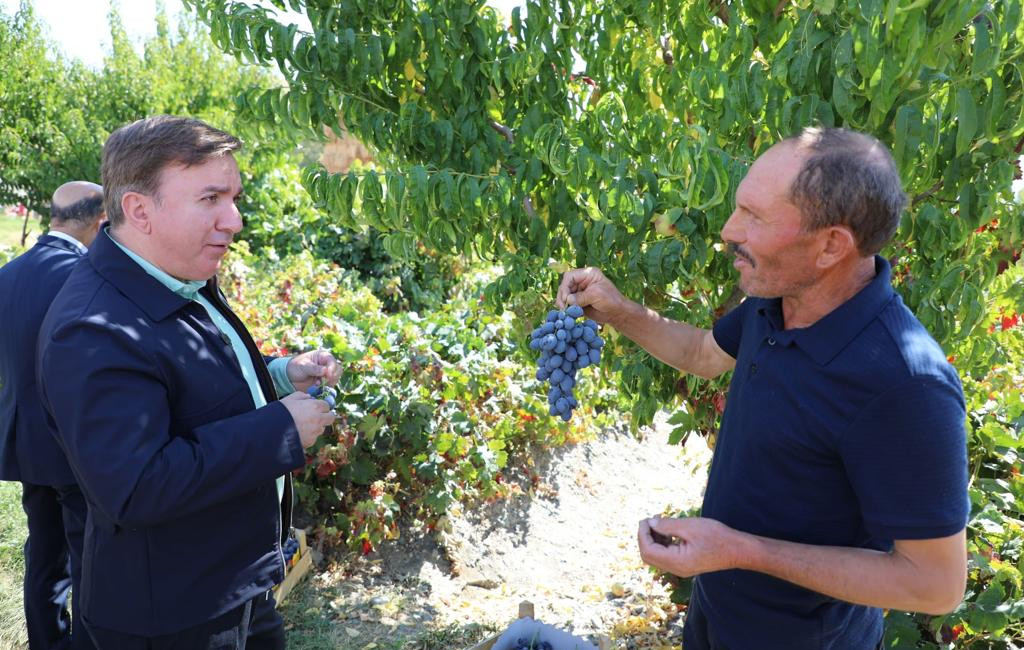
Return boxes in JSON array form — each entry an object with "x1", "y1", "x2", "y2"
[{"x1": 203, "y1": 276, "x2": 291, "y2": 577}]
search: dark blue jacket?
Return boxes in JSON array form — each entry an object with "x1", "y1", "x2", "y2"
[
  {"x1": 0, "y1": 234, "x2": 83, "y2": 485},
  {"x1": 36, "y1": 229, "x2": 304, "y2": 636}
]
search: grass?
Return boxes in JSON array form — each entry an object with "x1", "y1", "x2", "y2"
[
  {"x1": 278, "y1": 570, "x2": 499, "y2": 650},
  {"x1": 0, "y1": 214, "x2": 39, "y2": 250},
  {"x1": 404, "y1": 623, "x2": 497, "y2": 650},
  {"x1": 0, "y1": 481, "x2": 27, "y2": 649},
  {"x1": 0, "y1": 484, "x2": 498, "y2": 649}
]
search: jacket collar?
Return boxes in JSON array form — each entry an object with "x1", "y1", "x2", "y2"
[
  {"x1": 36, "y1": 232, "x2": 86, "y2": 256},
  {"x1": 105, "y1": 232, "x2": 206, "y2": 301},
  {"x1": 758, "y1": 255, "x2": 896, "y2": 365},
  {"x1": 88, "y1": 226, "x2": 195, "y2": 322}
]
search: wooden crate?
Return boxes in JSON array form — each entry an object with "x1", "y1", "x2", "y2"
[
  {"x1": 466, "y1": 601, "x2": 610, "y2": 650},
  {"x1": 273, "y1": 528, "x2": 313, "y2": 607}
]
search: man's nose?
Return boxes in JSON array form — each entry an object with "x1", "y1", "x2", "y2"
[
  {"x1": 220, "y1": 203, "x2": 243, "y2": 234},
  {"x1": 721, "y1": 209, "x2": 742, "y2": 244}
]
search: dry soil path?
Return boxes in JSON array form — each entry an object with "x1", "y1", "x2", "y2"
[{"x1": 287, "y1": 414, "x2": 711, "y2": 648}]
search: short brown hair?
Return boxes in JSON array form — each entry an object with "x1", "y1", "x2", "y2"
[
  {"x1": 101, "y1": 115, "x2": 241, "y2": 226},
  {"x1": 785, "y1": 127, "x2": 908, "y2": 256}
]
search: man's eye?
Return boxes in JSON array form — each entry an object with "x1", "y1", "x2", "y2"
[{"x1": 203, "y1": 195, "x2": 217, "y2": 203}]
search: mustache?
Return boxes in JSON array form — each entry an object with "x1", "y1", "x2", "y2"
[{"x1": 727, "y1": 243, "x2": 756, "y2": 268}]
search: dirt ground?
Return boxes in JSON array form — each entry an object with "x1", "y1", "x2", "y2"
[{"x1": 281, "y1": 415, "x2": 712, "y2": 649}]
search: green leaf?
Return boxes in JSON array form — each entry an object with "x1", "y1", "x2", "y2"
[
  {"x1": 985, "y1": 73, "x2": 1006, "y2": 136},
  {"x1": 892, "y1": 104, "x2": 923, "y2": 177},
  {"x1": 409, "y1": 165, "x2": 429, "y2": 204},
  {"x1": 955, "y1": 87, "x2": 977, "y2": 157},
  {"x1": 881, "y1": 611, "x2": 922, "y2": 647},
  {"x1": 814, "y1": 0, "x2": 836, "y2": 14},
  {"x1": 972, "y1": 14, "x2": 996, "y2": 76}
]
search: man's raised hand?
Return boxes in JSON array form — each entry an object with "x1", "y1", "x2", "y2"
[
  {"x1": 286, "y1": 349, "x2": 341, "y2": 393},
  {"x1": 556, "y1": 267, "x2": 634, "y2": 327}
]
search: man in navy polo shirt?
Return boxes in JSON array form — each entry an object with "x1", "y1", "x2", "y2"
[{"x1": 557, "y1": 127, "x2": 969, "y2": 649}]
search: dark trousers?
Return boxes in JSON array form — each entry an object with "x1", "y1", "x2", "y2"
[
  {"x1": 22, "y1": 481, "x2": 92, "y2": 650},
  {"x1": 83, "y1": 591, "x2": 286, "y2": 650}
]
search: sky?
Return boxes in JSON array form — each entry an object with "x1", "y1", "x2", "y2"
[
  {"x1": 0, "y1": 0, "x2": 522, "y2": 69},
  {"x1": 1, "y1": 0, "x2": 275, "y2": 68}
]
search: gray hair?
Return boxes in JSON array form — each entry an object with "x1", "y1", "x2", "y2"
[{"x1": 785, "y1": 127, "x2": 908, "y2": 256}]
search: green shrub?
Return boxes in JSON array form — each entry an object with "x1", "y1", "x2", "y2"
[{"x1": 221, "y1": 245, "x2": 628, "y2": 552}]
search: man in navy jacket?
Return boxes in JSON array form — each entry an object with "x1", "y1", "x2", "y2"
[
  {"x1": 0, "y1": 181, "x2": 106, "y2": 650},
  {"x1": 36, "y1": 116, "x2": 339, "y2": 649}
]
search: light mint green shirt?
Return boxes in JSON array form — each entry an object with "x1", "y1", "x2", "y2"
[{"x1": 108, "y1": 232, "x2": 292, "y2": 501}]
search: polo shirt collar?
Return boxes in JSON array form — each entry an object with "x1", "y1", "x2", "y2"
[
  {"x1": 88, "y1": 226, "x2": 207, "y2": 321},
  {"x1": 757, "y1": 255, "x2": 895, "y2": 365}
]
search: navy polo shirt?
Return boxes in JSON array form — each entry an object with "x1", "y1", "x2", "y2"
[{"x1": 686, "y1": 256, "x2": 969, "y2": 650}]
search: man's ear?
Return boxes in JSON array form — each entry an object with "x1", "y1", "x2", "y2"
[
  {"x1": 816, "y1": 226, "x2": 858, "y2": 270},
  {"x1": 121, "y1": 192, "x2": 153, "y2": 234}
]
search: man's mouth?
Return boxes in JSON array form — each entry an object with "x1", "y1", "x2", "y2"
[{"x1": 727, "y1": 243, "x2": 755, "y2": 268}]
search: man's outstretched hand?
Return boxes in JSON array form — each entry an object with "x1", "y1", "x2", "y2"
[{"x1": 556, "y1": 267, "x2": 635, "y2": 327}]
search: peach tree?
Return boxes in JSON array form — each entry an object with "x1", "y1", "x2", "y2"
[{"x1": 187, "y1": 0, "x2": 1024, "y2": 645}]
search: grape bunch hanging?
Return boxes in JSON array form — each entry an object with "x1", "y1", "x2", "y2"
[{"x1": 529, "y1": 304, "x2": 604, "y2": 421}]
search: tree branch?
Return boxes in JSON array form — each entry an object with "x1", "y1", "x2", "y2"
[
  {"x1": 912, "y1": 180, "x2": 944, "y2": 207},
  {"x1": 710, "y1": 0, "x2": 730, "y2": 25},
  {"x1": 713, "y1": 285, "x2": 744, "y2": 320},
  {"x1": 773, "y1": 0, "x2": 790, "y2": 18},
  {"x1": 489, "y1": 120, "x2": 515, "y2": 144},
  {"x1": 523, "y1": 195, "x2": 537, "y2": 218},
  {"x1": 20, "y1": 209, "x2": 30, "y2": 248}
]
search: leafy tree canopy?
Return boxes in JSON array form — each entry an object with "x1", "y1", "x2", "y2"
[
  {"x1": 186, "y1": 0, "x2": 1022, "y2": 423},
  {"x1": 0, "y1": 0, "x2": 290, "y2": 228}
]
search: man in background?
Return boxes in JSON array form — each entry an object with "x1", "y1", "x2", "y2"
[{"x1": 0, "y1": 181, "x2": 105, "y2": 649}]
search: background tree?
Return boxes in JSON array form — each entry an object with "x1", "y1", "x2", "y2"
[
  {"x1": 0, "y1": 2, "x2": 103, "y2": 222},
  {"x1": 0, "y1": 1, "x2": 299, "y2": 243},
  {"x1": 185, "y1": 0, "x2": 1021, "y2": 422},
  {"x1": 0, "y1": 0, "x2": 460, "y2": 310},
  {"x1": 186, "y1": 0, "x2": 1024, "y2": 646}
]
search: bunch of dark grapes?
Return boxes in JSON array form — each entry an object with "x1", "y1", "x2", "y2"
[
  {"x1": 529, "y1": 304, "x2": 604, "y2": 421},
  {"x1": 510, "y1": 637, "x2": 553, "y2": 650},
  {"x1": 306, "y1": 382, "x2": 336, "y2": 408},
  {"x1": 282, "y1": 536, "x2": 301, "y2": 565}
]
